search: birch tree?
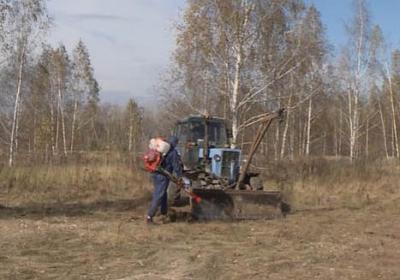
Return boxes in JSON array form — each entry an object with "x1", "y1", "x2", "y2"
[
  {"x1": 387, "y1": 49, "x2": 400, "y2": 158},
  {"x1": 70, "y1": 40, "x2": 98, "y2": 152},
  {"x1": 3, "y1": 0, "x2": 49, "y2": 166},
  {"x1": 341, "y1": 0, "x2": 372, "y2": 161},
  {"x1": 169, "y1": 0, "x2": 320, "y2": 149},
  {"x1": 29, "y1": 47, "x2": 52, "y2": 156},
  {"x1": 366, "y1": 25, "x2": 387, "y2": 158},
  {"x1": 49, "y1": 44, "x2": 70, "y2": 156}
]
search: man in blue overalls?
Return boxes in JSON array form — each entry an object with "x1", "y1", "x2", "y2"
[{"x1": 146, "y1": 136, "x2": 182, "y2": 224}]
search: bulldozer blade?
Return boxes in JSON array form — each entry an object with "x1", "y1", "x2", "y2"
[{"x1": 190, "y1": 189, "x2": 287, "y2": 220}]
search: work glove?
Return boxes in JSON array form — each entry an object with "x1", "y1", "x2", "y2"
[
  {"x1": 182, "y1": 177, "x2": 191, "y2": 189},
  {"x1": 177, "y1": 177, "x2": 191, "y2": 189}
]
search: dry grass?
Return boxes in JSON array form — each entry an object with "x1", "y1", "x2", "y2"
[
  {"x1": 0, "y1": 164, "x2": 151, "y2": 206},
  {"x1": 262, "y1": 158, "x2": 400, "y2": 210},
  {"x1": 1, "y1": 204, "x2": 399, "y2": 279},
  {"x1": 0, "y1": 160, "x2": 400, "y2": 279}
]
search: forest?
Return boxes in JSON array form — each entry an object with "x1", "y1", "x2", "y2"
[
  {"x1": 0, "y1": 0, "x2": 142, "y2": 167},
  {"x1": 158, "y1": 0, "x2": 400, "y2": 164},
  {"x1": 1, "y1": 1, "x2": 400, "y2": 279},
  {"x1": 1, "y1": 0, "x2": 400, "y2": 169}
]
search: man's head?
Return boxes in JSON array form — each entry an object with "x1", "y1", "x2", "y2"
[{"x1": 168, "y1": 135, "x2": 179, "y2": 148}]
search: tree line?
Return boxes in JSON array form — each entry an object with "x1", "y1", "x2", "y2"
[
  {"x1": 0, "y1": 0, "x2": 142, "y2": 166},
  {"x1": 157, "y1": 0, "x2": 400, "y2": 162},
  {"x1": 2, "y1": 0, "x2": 400, "y2": 167}
]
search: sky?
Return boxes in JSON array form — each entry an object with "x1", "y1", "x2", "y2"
[
  {"x1": 307, "y1": 0, "x2": 400, "y2": 48},
  {"x1": 47, "y1": 0, "x2": 400, "y2": 106}
]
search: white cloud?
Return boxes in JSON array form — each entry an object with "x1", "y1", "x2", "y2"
[{"x1": 47, "y1": 0, "x2": 186, "y2": 105}]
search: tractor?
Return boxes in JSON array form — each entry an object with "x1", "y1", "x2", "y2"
[{"x1": 170, "y1": 109, "x2": 289, "y2": 220}]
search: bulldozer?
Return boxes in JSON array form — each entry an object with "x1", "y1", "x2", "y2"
[{"x1": 169, "y1": 109, "x2": 290, "y2": 220}]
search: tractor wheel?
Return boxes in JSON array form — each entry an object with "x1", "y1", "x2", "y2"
[{"x1": 250, "y1": 176, "x2": 264, "y2": 190}]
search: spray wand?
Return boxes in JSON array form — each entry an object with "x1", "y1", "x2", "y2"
[{"x1": 156, "y1": 167, "x2": 202, "y2": 204}]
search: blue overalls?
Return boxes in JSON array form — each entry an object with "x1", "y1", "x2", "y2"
[{"x1": 147, "y1": 136, "x2": 182, "y2": 218}]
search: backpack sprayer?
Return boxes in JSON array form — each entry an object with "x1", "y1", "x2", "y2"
[{"x1": 143, "y1": 139, "x2": 202, "y2": 204}]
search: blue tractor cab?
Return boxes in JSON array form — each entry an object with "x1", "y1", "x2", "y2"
[{"x1": 174, "y1": 116, "x2": 240, "y2": 183}]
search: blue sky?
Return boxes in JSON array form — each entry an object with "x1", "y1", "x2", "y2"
[
  {"x1": 308, "y1": 0, "x2": 400, "y2": 49},
  {"x1": 47, "y1": 0, "x2": 400, "y2": 106}
]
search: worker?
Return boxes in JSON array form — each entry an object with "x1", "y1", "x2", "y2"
[{"x1": 146, "y1": 135, "x2": 182, "y2": 224}]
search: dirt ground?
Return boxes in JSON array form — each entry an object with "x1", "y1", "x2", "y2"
[{"x1": 1, "y1": 196, "x2": 400, "y2": 280}]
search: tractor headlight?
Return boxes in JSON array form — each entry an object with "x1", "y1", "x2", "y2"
[{"x1": 213, "y1": 154, "x2": 222, "y2": 162}]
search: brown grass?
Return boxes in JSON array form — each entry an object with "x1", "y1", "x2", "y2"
[
  {"x1": 261, "y1": 158, "x2": 400, "y2": 210},
  {"x1": 0, "y1": 164, "x2": 151, "y2": 206},
  {"x1": 0, "y1": 160, "x2": 400, "y2": 279},
  {"x1": 1, "y1": 204, "x2": 399, "y2": 279}
]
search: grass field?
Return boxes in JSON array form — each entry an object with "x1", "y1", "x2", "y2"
[{"x1": 0, "y1": 161, "x2": 399, "y2": 279}]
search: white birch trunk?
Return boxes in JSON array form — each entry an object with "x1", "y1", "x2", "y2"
[
  {"x1": 281, "y1": 73, "x2": 295, "y2": 159},
  {"x1": 50, "y1": 94, "x2": 55, "y2": 156},
  {"x1": 386, "y1": 64, "x2": 399, "y2": 158},
  {"x1": 280, "y1": 109, "x2": 290, "y2": 159},
  {"x1": 348, "y1": 86, "x2": 359, "y2": 162},
  {"x1": 70, "y1": 99, "x2": 78, "y2": 153},
  {"x1": 348, "y1": 3, "x2": 364, "y2": 162},
  {"x1": 274, "y1": 125, "x2": 280, "y2": 161},
  {"x1": 298, "y1": 107, "x2": 303, "y2": 157},
  {"x1": 128, "y1": 119, "x2": 133, "y2": 153},
  {"x1": 58, "y1": 75, "x2": 67, "y2": 156},
  {"x1": 230, "y1": 44, "x2": 242, "y2": 148},
  {"x1": 55, "y1": 94, "x2": 60, "y2": 154},
  {"x1": 305, "y1": 97, "x2": 312, "y2": 156},
  {"x1": 280, "y1": 93, "x2": 293, "y2": 159},
  {"x1": 334, "y1": 116, "x2": 338, "y2": 157},
  {"x1": 378, "y1": 98, "x2": 389, "y2": 159},
  {"x1": 229, "y1": 1, "x2": 251, "y2": 148},
  {"x1": 289, "y1": 119, "x2": 294, "y2": 160},
  {"x1": 302, "y1": 117, "x2": 308, "y2": 156},
  {"x1": 15, "y1": 98, "x2": 22, "y2": 154},
  {"x1": 9, "y1": 45, "x2": 25, "y2": 167},
  {"x1": 274, "y1": 93, "x2": 281, "y2": 161}
]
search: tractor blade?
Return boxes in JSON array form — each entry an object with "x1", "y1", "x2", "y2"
[{"x1": 190, "y1": 189, "x2": 287, "y2": 220}]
